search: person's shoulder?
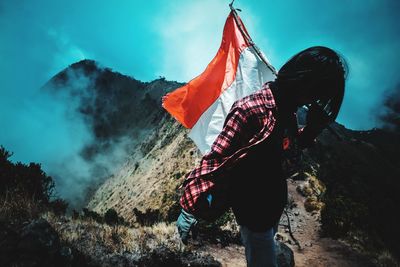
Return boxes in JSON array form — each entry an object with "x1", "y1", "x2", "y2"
[{"x1": 234, "y1": 82, "x2": 276, "y2": 110}]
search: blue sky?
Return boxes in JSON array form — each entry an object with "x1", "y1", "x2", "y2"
[{"x1": 1, "y1": 0, "x2": 400, "y2": 164}]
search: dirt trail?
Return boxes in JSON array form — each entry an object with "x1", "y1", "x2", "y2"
[
  {"x1": 199, "y1": 179, "x2": 375, "y2": 267},
  {"x1": 200, "y1": 244, "x2": 246, "y2": 267},
  {"x1": 283, "y1": 179, "x2": 375, "y2": 267}
]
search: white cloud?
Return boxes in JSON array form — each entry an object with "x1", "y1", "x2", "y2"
[
  {"x1": 154, "y1": 0, "x2": 274, "y2": 84},
  {"x1": 155, "y1": 0, "x2": 231, "y2": 82},
  {"x1": 46, "y1": 29, "x2": 90, "y2": 77}
]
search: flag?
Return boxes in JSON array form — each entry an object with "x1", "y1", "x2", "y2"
[{"x1": 162, "y1": 11, "x2": 276, "y2": 154}]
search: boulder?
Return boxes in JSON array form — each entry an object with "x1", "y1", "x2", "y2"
[
  {"x1": 0, "y1": 219, "x2": 87, "y2": 267},
  {"x1": 276, "y1": 241, "x2": 295, "y2": 267},
  {"x1": 0, "y1": 221, "x2": 19, "y2": 266},
  {"x1": 17, "y1": 218, "x2": 61, "y2": 266}
]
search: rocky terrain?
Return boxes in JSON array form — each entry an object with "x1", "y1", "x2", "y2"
[
  {"x1": 1, "y1": 60, "x2": 399, "y2": 266},
  {"x1": 87, "y1": 113, "x2": 198, "y2": 224},
  {"x1": 42, "y1": 59, "x2": 184, "y2": 208}
]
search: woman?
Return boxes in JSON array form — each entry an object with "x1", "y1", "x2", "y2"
[{"x1": 177, "y1": 46, "x2": 348, "y2": 267}]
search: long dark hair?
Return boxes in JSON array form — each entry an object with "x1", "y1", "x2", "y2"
[{"x1": 275, "y1": 46, "x2": 348, "y2": 122}]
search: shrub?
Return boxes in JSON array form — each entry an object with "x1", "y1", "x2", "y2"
[
  {"x1": 133, "y1": 207, "x2": 162, "y2": 226},
  {"x1": 104, "y1": 208, "x2": 124, "y2": 225},
  {"x1": 0, "y1": 146, "x2": 55, "y2": 205},
  {"x1": 82, "y1": 208, "x2": 103, "y2": 223},
  {"x1": 49, "y1": 199, "x2": 69, "y2": 216},
  {"x1": 0, "y1": 146, "x2": 66, "y2": 222},
  {"x1": 304, "y1": 196, "x2": 324, "y2": 212}
]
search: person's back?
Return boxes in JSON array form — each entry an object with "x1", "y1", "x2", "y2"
[
  {"x1": 228, "y1": 84, "x2": 287, "y2": 232},
  {"x1": 177, "y1": 46, "x2": 348, "y2": 267}
]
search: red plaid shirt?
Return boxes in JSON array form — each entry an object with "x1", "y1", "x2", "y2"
[{"x1": 180, "y1": 82, "x2": 279, "y2": 213}]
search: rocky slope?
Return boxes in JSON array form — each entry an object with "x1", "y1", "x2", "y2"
[
  {"x1": 87, "y1": 114, "x2": 200, "y2": 223},
  {"x1": 41, "y1": 60, "x2": 184, "y2": 207},
  {"x1": 87, "y1": 114, "x2": 400, "y2": 266},
  {"x1": 44, "y1": 59, "x2": 181, "y2": 159},
  {"x1": 38, "y1": 60, "x2": 400, "y2": 265}
]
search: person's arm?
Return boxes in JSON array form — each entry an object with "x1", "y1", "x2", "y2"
[
  {"x1": 176, "y1": 209, "x2": 198, "y2": 245},
  {"x1": 177, "y1": 101, "x2": 249, "y2": 244},
  {"x1": 206, "y1": 101, "x2": 249, "y2": 158},
  {"x1": 298, "y1": 103, "x2": 332, "y2": 148}
]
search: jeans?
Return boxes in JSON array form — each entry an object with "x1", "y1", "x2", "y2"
[{"x1": 240, "y1": 225, "x2": 278, "y2": 267}]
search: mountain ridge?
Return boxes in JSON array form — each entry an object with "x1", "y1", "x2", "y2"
[
  {"x1": 41, "y1": 59, "x2": 184, "y2": 208},
  {"x1": 40, "y1": 60, "x2": 400, "y2": 265}
]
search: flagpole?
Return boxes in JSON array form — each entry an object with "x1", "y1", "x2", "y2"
[
  {"x1": 229, "y1": 1, "x2": 341, "y2": 141},
  {"x1": 229, "y1": 1, "x2": 278, "y2": 76}
]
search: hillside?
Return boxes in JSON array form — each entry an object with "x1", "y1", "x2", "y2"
[
  {"x1": 42, "y1": 59, "x2": 202, "y2": 222},
  {"x1": 55, "y1": 60, "x2": 398, "y2": 264},
  {"x1": 41, "y1": 60, "x2": 184, "y2": 207},
  {"x1": 87, "y1": 114, "x2": 200, "y2": 223},
  {"x1": 2, "y1": 60, "x2": 399, "y2": 266}
]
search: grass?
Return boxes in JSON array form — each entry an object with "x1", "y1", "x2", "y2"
[
  {"x1": 41, "y1": 212, "x2": 223, "y2": 266},
  {"x1": 43, "y1": 212, "x2": 181, "y2": 256},
  {"x1": 0, "y1": 191, "x2": 42, "y2": 224}
]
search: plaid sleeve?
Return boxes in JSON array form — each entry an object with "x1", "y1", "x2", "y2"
[
  {"x1": 181, "y1": 85, "x2": 278, "y2": 213},
  {"x1": 180, "y1": 102, "x2": 250, "y2": 212},
  {"x1": 208, "y1": 102, "x2": 248, "y2": 156},
  {"x1": 185, "y1": 102, "x2": 248, "y2": 180}
]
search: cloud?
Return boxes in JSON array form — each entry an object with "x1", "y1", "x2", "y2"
[
  {"x1": 378, "y1": 84, "x2": 400, "y2": 132},
  {"x1": 4, "y1": 68, "x2": 95, "y2": 207},
  {"x1": 46, "y1": 29, "x2": 89, "y2": 77},
  {"x1": 34, "y1": 61, "x2": 165, "y2": 208},
  {"x1": 0, "y1": 1, "x2": 91, "y2": 163},
  {"x1": 155, "y1": 0, "x2": 231, "y2": 82}
]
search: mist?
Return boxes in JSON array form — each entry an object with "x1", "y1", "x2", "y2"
[
  {"x1": 1, "y1": 0, "x2": 400, "y2": 208},
  {"x1": 2, "y1": 61, "x2": 158, "y2": 209},
  {"x1": 379, "y1": 84, "x2": 400, "y2": 132},
  {"x1": 41, "y1": 62, "x2": 164, "y2": 208}
]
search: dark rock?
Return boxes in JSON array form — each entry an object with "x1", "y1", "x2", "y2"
[
  {"x1": 179, "y1": 251, "x2": 221, "y2": 267},
  {"x1": 137, "y1": 247, "x2": 183, "y2": 266},
  {"x1": 137, "y1": 247, "x2": 221, "y2": 267},
  {"x1": 0, "y1": 219, "x2": 92, "y2": 267},
  {"x1": 0, "y1": 221, "x2": 19, "y2": 267},
  {"x1": 60, "y1": 246, "x2": 73, "y2": 261},
  {"x1": 17, "y1": 218, "x2": 61, "y2": 266},
  {"x1": 1, "y1": 218, "x2": 61, "y2": 267},
  {"x1": 276, "y1": 241, "x2": 295, "y2": 267}
]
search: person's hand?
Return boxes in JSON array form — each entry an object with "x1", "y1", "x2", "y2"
[
  {"x1": 298, "y1": 104, "x2": 331, "y2": 148},
  {"x1": 307, "y1": 103, "x2": 331, "y2": 127},
  {"x1": 176, "y1": 209, "x2": 198, "y2": 244}
]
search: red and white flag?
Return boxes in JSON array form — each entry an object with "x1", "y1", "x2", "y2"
[{"x1": 162, "y1": 11, "x2": 275, "y2": 154}]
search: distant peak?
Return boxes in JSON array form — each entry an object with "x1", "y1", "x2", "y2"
[
  {"x1": 71, "y1": 59, "x2": 97, "y2": 66},
  {"x1": 70, "y1": 59, "x2": 100, "y2": 74}
]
